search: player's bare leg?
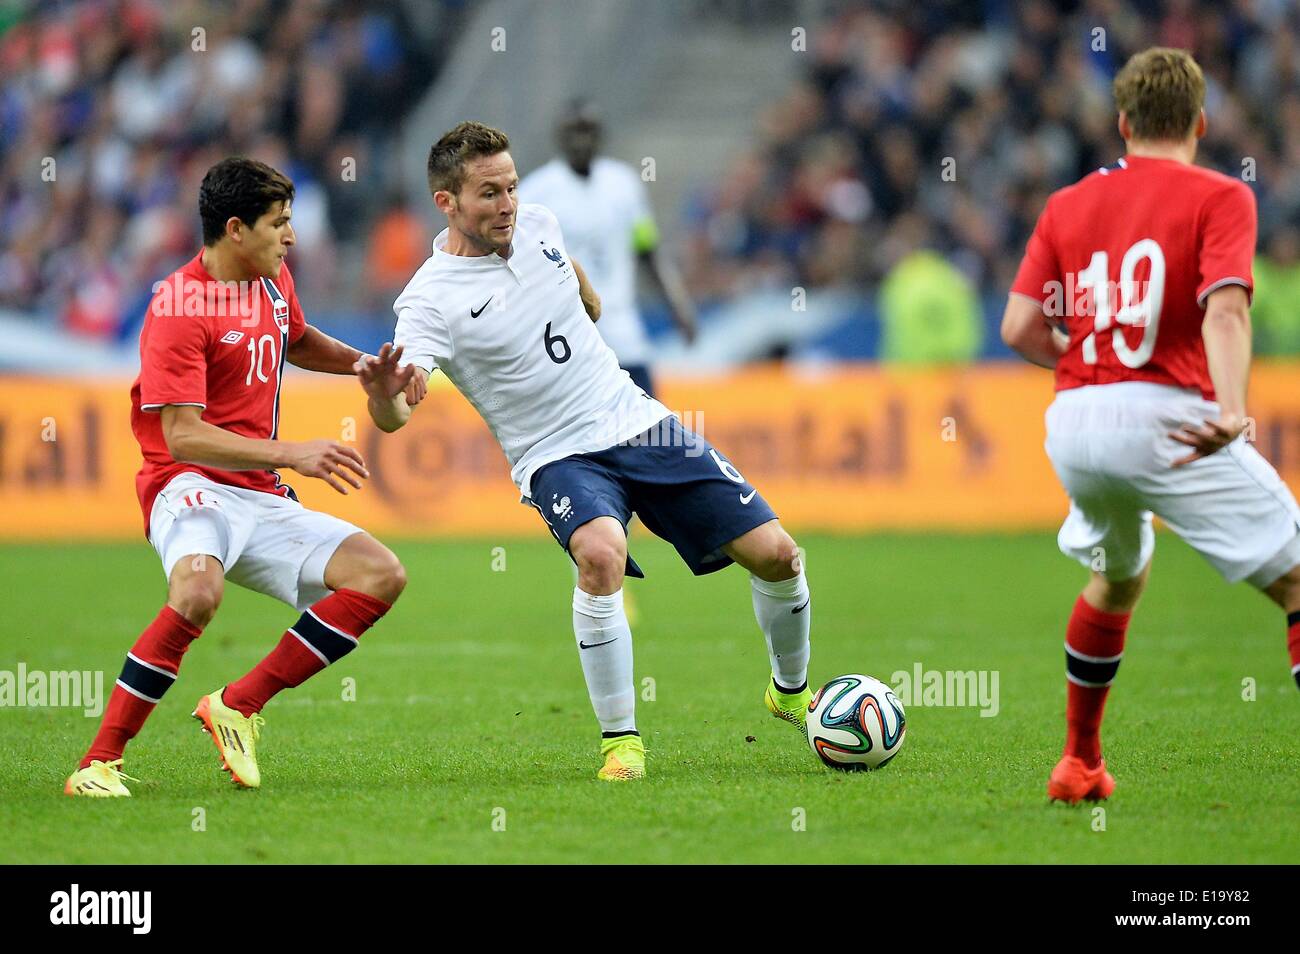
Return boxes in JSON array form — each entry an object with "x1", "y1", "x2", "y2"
[
  {"x1": 196, "y1": 533, "x2": 406, "y2": 788},
  {"x1": 722, "y1": 519, "x2": 813, "y2": 732},
  {"x1": 1259, "y1": 563, "x2": 1300, "y2": 688},
  {"x1": 1049, "y1": 561, "x2": 1151, "y2": 804},
  {"x1": 568, "y1": 517, "x2": 642, "y2": 779},
  {"x1": 66, "y1": 555, "x2": 223, "y2": 797}
]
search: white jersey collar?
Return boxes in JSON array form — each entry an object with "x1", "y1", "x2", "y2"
[{"x1": 432, "y1": 228, "x2": 519, "y2": 271}]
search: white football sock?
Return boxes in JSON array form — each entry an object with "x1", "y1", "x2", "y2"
[
  {"x1": 572, "y1": 587, "x2": 636, "y2": 734},
  {"x1": 751, "y1": 570, "x2": 811, "y2": 691}
]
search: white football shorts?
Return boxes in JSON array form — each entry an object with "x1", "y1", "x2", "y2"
[
  {"x1": 1045, "y1": 382, "x2": 1300, "y2": 587},
  {"x1": 148, "y1": 471, "x2": 362, "y2": 611}
]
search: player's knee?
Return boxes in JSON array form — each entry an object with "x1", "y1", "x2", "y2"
[
  {"x1": 381, "y1": 556, "x2": 408, "y2": 604},
  {"x1": 1086, "y1": 572, "x2": 1144, "y2": 614},
  {"x1": 751, "y1": 529, "x2": 802, "y2": 582},
  {"x1": 572, "y1": 534, "x2": 626, "y2": 592},
  {"x1": 357, "y1": 550, "x2": 407, "y2": 605},
  {"x1": 170, "y1": 574, "x2": 223, "y2": 628},
  {"x1": 1263, "y1": 563, "x2": 1300, "y2": 612}
]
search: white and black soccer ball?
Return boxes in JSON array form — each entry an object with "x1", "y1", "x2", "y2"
[{"x1": 806, "y1": 674, "x2": 906, "y2": 770}]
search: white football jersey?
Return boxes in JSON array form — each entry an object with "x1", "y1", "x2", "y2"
[
  {"x1": 519, "y1": 157, "x2": 654, "y2": 365},
  {"x1": 393, "y1": 203, "x2": 672, "y2": 499}
]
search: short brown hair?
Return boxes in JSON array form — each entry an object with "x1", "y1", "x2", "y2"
[
  {"x1": 1112, "y1": 47, "x2": 1205, "y2": 141},
  {"x1": 199, "y1": 157, "x2": 295, "y2": 245},
  {"x1": 427, "y1": 121, "x2": 511, "y2": 196}
]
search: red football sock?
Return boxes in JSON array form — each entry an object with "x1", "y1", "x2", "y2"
[
  {"x1": 81, "y1": 605, "x2": 203, "y2": 768},
  {"x1": 223, "y1": 588, "x2": 391, "y2": 717},
  {"x1": 1287, "y1": 611, "x2": 1300, "y2": 688},
  {"x1": 1063, "y1": 594, "x2": 1130, "y2": 768}
]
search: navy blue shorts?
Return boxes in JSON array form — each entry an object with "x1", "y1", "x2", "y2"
[{"x1": 527, "y1": 416, "x2": 778, "y2": 577}]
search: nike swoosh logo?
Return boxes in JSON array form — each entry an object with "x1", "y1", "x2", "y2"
[
  {"x1": 739, "y1": 489, "x2": 757, "y2": 504},
  {"x1": 792, "y1": 598, "x2": 810, "y2": 614},
  {"x1": 470, "y1": 297, "x2": 493, "y2": 318},
  {"x1": 579, "y1": 638, "x2": 617, "y2": 649}
]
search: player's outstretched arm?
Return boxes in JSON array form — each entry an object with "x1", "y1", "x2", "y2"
[
  {"x1": 287, "y1": 325, "x2": 365, "y2": 374},
  {"x1": 572, "y1": 258, "x2": 601, "y2": 322},
  {"x1": 1170, "y1": 285, "x2": 1252, "y2": 466},
  {"x1": 160, "y1": 405, "x2": 368, "y2": 494},
  {"x1": 357, "y1": 343, "x2": 426, "y2": 433},
  {"x1": 1000, "y1": 293, "x2": 1068, "y2": 369}
]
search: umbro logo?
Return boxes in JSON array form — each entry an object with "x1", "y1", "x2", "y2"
[
  {"x1": 470, "y1": 297, "x2": 493, "y2": 318},
  {"x1": 219, "y1": 330, "x2": 245, "y2": 345}
]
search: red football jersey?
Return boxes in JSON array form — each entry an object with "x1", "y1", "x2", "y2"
[
  {"x1": 1011, "y1": 155, "x2": 1256, "y2": 400},
  {"x1": 130, "y1": 251, "x2": 307, "y2": 535}
]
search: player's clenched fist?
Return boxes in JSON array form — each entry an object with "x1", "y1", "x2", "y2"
[{"x1": 286, "y1": 440, "x2": 369, "y2": 494}]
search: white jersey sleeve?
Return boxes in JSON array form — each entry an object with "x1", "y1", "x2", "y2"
[{"x1": 393, "y1": 274, "x2": 454, "y2": 373}]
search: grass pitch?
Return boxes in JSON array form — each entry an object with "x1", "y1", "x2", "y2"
[{"x1": 2, "y1": 532, "x2": 1296, "y2": 863}]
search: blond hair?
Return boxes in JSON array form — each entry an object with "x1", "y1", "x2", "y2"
[{"x1": 1113, "y1": 47, "x2": 1206, "y2": 141}]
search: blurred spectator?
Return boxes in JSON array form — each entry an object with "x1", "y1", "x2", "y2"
[
  {"x1": 879, "y1": 248, "x2": 982, "y2": 364},
  {"x1": 0, "y1": 0, "x2": 455, "y2": 337},
  {"x1": 686, "y1": 0, "x2": 1300, "y2": 356},
  {"x1": 365, "y1": 192, "x2": 430, "y2": 307},
  {"x1": 1253, "y1": 227, "x2": 1300, "y2": 357}
]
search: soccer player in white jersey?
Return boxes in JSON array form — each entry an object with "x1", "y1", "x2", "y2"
[
  {"x1": 519, "y1": 99, "x2": 696, "y2": 398},
  {"x1": 363, "y1": 121, "x2": 812, "y2": 780}
]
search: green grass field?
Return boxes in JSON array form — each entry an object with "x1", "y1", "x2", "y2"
[{"x1": 2, "y1": 532, "x2": 1297, "y2": 864}]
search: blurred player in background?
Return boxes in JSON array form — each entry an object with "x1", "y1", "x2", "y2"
[
  {"x1": 368, "y1": 122, "x2": 811, "y2": 781},
  {"x1": 1002, "y1": 48, "x2": 1300, "y2": 804},
  {"x1": 66, "y1": 158, "x2": 423, "y2": 797},
  {"x1": 520, "y1": 99, "x2": 697, "y2": 397}
]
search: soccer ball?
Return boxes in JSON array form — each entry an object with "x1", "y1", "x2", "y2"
[{"x1": 806, "y1": 674, "x2": 906, "y2": 770}]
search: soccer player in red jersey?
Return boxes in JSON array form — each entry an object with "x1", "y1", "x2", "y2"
[
  {"x1": 1003, "y1": 49, "x2": 1300, "y2": 803},
  {"x1": 66, "y1": 158, "x2": 424, "y2": 796}
]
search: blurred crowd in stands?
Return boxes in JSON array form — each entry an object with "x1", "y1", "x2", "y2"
[
  {"x1": 682, "y1": 0, "x2": 1300, "y2": 357},
  {"x1": 0, "y1": 0, "x2": 454, "y2": 339},
  {"x1": 3, "y1": 0, "x2": 1299, "y2": 359}
]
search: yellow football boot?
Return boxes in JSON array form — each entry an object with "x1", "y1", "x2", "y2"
[
  {"x1": 192, "y1": 689, "x2": 265, "y2": 788},
  {"x1": 597, "y1": 733, "x2": 645, "y2": 781},
  {"x1": 64, "y1": 759, "x2": 137, "y2": 797},
  {"x1": 764, "y1": 679, "x2": 812, "y2": 733}
]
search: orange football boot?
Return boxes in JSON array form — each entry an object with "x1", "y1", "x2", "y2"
[{"x1": 1048, "y1": 754, "x2": 1115, "y2": 803}]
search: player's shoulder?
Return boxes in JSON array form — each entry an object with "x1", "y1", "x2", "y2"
[
  {"x1": 1187, "y1": 164, "x2": 1256, "y2": 210},
  {"x1": 393, "y1": 250, "x2": 448, "y2": 318},
  {"x1": 1069, "y1": 156, "x2": 1251, "y2": 201},
  {"x1": 145, "y1": 253, "x2": 211, "y2": 325},
  {"x1": 516, "y1": 202, "x2": 561, "y2": 231}
]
